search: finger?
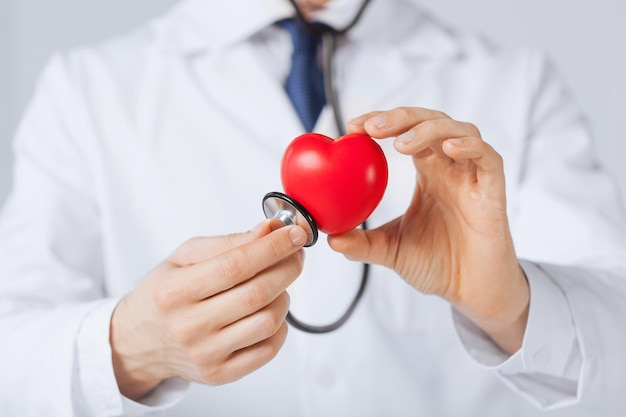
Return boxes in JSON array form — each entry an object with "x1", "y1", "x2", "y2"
[
  {"x1": 346, "y1": 111, "x2": 384, "y2": 134},
  {"x1": 360, "y1": 107, "x2": 451, "y2": 139},
  {"x1": 209, "y1": 322, "x2": 289, "y2": 385},
  {"x1": 215, "y1": 291, "x2": 290, "y2": 357},
  {"x1": 202, "y1": 251, "x2": 303, "y2": 327},
  {"x1": 393, "y1": 119, "x2": 481, "y2": 157},
  {"x1": 168, "y1": 220, "x2": 273, "y2": 267},
  {"x1": 327, "y1": 225, "x2": 397, "y2": 268},
  {"x1": 179, "y1": 225, "x2": 307, "y2": 300},
  {"x1": 442, "y1": 137, "x2": 505, "y2": 191}
]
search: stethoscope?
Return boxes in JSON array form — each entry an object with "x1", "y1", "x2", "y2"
[{"x1": 262, "y1": 0, "x2": 374, "y2": 334}]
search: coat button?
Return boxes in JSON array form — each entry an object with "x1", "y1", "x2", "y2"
[{"x1": 532, "y1": 348, "x2": 551, "y2": 366}]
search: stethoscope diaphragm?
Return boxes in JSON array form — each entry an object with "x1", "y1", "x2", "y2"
[{"x1": 262, "y1": 191, "x2": 318, "y2": 247}]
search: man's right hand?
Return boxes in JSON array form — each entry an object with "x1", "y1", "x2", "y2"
[{"x1": 109, "y1": 220, "x2": 307, "y2": 400}]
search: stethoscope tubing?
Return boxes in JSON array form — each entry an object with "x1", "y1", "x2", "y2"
[{"x1": 283, "y1": 0, "x2": 374, "y2": 334}]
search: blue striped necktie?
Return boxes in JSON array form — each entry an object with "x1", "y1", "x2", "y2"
[{"x1": 279, "y1": 18, "x2": 326, "y2": 132}]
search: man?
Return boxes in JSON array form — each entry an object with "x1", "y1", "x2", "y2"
[{"x1": 1, "y1": 0, "x2": 626, "y2": 415}]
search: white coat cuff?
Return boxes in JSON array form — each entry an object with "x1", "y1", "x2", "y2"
[
  {"x1": 75, "y1": 298, "x2": 189, "y2": 416},
  {"x1": 453, "y1": 260, "x2": 581, "y2": 409}
]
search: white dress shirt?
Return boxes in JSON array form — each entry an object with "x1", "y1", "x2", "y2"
[{"x1": 1, "y1": 0, "x2": 626, "y2": 416}]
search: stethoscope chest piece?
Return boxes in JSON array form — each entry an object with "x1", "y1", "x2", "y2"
[{"x1": 262, "y1": 191, "x2": 319, "y2": 246}]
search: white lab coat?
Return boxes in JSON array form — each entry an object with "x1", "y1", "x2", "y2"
[{"x1": 1, "y1": 0, "x2": 626, "y2": 416}]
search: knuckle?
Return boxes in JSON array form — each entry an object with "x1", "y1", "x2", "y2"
[
  {"x1": 175, "y1": 237, "x2": 202, "y2": 259},
  {"x1": 279, "y1": 291, "x2": 291, "y2": 309},
  {"x1": 199, "y1": 363, "x2": 223, "y2": 385},
  {"x1": 168, "y1": 321, "x2": 195, "y2": 347},
  {"x1": 494, "y1": 151, "x2": 504, "y2": 167},
  {"x1": 218, "y1": 253, "x2": 244, "y2": 282},
  {"x1": 189, "y1": 347, "x2": 206, "y2": 365},
  {"x1": 243, "y1": 284, "x2": 270, "y2": 308},
  {"x1": 481, "y1": 142, "x2": 504, "y2": 169},
  {"x1": 260, "y1": 325, "x2": 287, "y2": 362},
  {"x1": 184, "y1": 236, "x2": 204, "y2": 249},
  {"x1": 395, "y1": 106, "x2": 414, "y2": 120},
  {"x1": 434, "y1": 110, "x2": 450, "y2": 119},
  {"x1": 223, "y1": 231, "x2": 245, "y2": 249},
  {"x1": 429, "y1": 118, "x2": 448, "y2": 132},
  {"x1": 417, "y1": 119, "x2": 444, "y2": 137},
  {"x1": 257, "y1": 339, "x2": 282, "y2": 364},
  {"x1": 152, "y1": 283, "x2": 181, "y2": 313},
  {"x1": 189, "y1": 342, "x2": 220, "y2": 370},
  {"x1": 463, "y1": 122, "x2": 481, "y2": 137},
  {"x1": 257, "y1": 310, "x2": 283, "y2": 337}
]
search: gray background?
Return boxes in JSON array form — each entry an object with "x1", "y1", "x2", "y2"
[{"x1": 1, "y1": 0, "x2": 625, "y2": 206}]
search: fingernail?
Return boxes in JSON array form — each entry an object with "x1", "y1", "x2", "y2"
[
  {"x1": 289, "y1": 227, "x2": 306, "y2": 246},
  {"x1": 366, "y1": 114, "x2": 387, "y2": 129},
  {"x1": 446, "y1": 138, "x2": 464, "y2": 146},
  {"x1": 396, "y1": 130, "x2": 415, "y2": 143}
]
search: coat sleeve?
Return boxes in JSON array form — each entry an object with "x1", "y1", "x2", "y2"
[
  {"x1": 0, "y1": 54, "x2": 186, "y2": 416},
  {"x1": 454, "y1": 51, "x2": 626, "y2": 413}
]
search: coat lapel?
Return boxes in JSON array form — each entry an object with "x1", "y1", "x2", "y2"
[{"x1": 190, "y1": 43, "x2": 305, "y2": 155}]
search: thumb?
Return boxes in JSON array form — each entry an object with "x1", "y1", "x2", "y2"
[{"x1": 327, "y1": 227, "x2": 394, "y2": 267}]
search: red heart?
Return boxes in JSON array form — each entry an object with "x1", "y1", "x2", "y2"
[{"x1": 281, "y1": 133, "x2": 388, "y2": 235}]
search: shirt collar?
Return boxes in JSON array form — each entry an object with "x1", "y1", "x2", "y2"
[
  {"x1": 151, "y1": 0, "x2": 462, "y2": 58},
  {"x1": 150, "y1": 0, "x2": 290, "y2": 53}
]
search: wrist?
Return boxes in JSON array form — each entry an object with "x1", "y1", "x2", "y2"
[
  {"x1": 110, "y1": 296, "x2": 170, "y2": 400},
  {"x1": 454, "y1": 264, "x2": 530, "y2": 355}
]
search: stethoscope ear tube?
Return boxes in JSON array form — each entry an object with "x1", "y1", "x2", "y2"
[{"x1": 322, "y1": 32, "x2": 345, "y2": 137}]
